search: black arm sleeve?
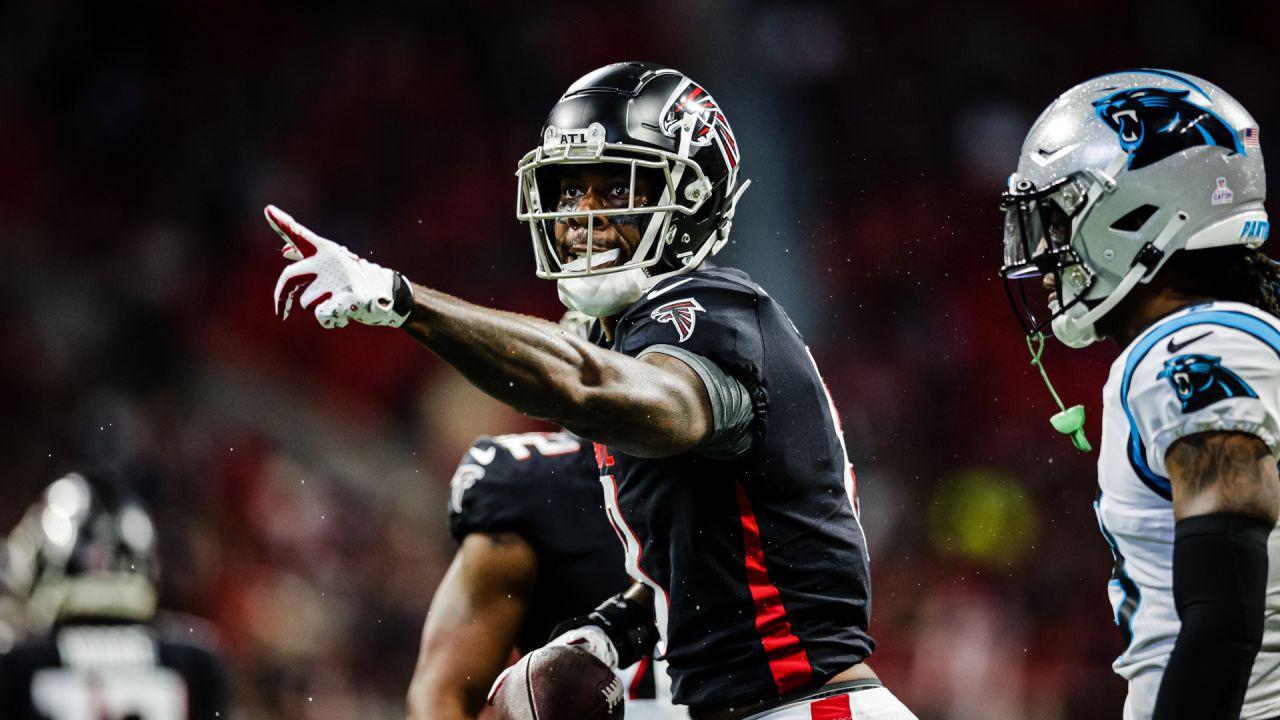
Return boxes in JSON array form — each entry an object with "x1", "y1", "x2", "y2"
[
  {"x1": 548, "y1": 592, "x2": 659, "y2": 670},
  {"x1": 1151, "y1": 512, "x2": 1271, "y2": 720},
  {"x1": 638, "y1": 344, "x2": 755, "y2": 459}
]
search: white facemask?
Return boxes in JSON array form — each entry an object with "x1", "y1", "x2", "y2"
[{"x1": 557, "y1": 268, "x2": 650, "y2": 318}]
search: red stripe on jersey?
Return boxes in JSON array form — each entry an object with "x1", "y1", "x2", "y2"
[
  {"x1": 628, "y1": 654, "x2": 651, "y2": 700},
  {"x1": 809, "y1": 694, "x2": 853, "y2": 719},
  {"x1": 602, "y1": 501, "x2": 626, "y2": 546},
  {"x1": 735, "y1": 481, "x2": 813, "y2": 694}
]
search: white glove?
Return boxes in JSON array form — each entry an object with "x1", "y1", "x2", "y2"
[
  {"x1": 548, "y1": 624, "x2": 619, "y2": 668},
  {"x1": 486, "y1": 625, "x2": 619, "y2": 704},
  {"x1": 264, "y1": 204, "x2": 413, "y2": 328}
]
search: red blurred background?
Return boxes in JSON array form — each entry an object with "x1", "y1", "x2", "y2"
[{"x1": 2, "y1": 1, "x2": 1276, "y2": 717}]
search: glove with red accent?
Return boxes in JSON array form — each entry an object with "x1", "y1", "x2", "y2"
[{"x1": 265, "y1": 204, "x2": 414, "y2": 328}]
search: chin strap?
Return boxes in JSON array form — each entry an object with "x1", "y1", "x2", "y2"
[
  {"x1": 1027, "y1": 332, "x2": 1092, "y2": 452},
  {"x1": 1067, "y1": 211, "x2": 1188, "y2": 335},
  {"x1": 659, "y1": 178, "x2": 754, "y2": 279},
  {"x1": 1057, "y1": 154, "x2": 1183, "y2": 341},
  {"x1": 708, "y1": 178, "x2": 752, "y2": 256}
]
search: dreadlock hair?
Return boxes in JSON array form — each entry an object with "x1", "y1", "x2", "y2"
[{"x1": 1162, "y1": 245, "x2": 1280, "y2": 318}]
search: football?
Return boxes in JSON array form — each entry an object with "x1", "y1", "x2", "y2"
[{"x1": 490, "y1": 644, "x2": 625, "y2": 719}]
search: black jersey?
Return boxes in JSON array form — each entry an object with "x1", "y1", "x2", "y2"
[
  {"x1": 0, "y1": 619, "x2": 230, "y2": 719},
  {"x1": 594, "y1": 267, "x2": 874, "y2": 710},
  {"x1": 448, "y1": 431, "x2": 635, "y2": 654}
]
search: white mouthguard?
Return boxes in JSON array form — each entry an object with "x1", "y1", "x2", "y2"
[{"x1": 561, "y1": 248, "x2": 622, "y2": 273}]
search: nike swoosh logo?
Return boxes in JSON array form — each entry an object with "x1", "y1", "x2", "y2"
[
  {"x1": 647, "y1": 277, "x2": 696, "y2": 300},
  {"x1": 1030, "y1": 142, "x2": 1084, "y2": 167},
  {"x1": 469, "y1": 447, "x2": 497, "y2": 465},
  {"x1": 1166, "y1": 330, "x2": 1213, "y2": 354}
]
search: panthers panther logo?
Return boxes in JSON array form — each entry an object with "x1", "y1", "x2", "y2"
[
  {"x1": 1157, "y1": 353, "x2": 1258, "y2": 413},
  {"x1": 1093, "y1": 87, "x2": 1245, "y2": 170}
]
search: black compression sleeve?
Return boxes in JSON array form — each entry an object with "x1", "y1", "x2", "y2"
[{"x1": 1151, "y1": 512, "x2": 1271, "y2": 720}]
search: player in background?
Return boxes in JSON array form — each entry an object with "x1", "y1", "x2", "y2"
[
  {"x1": 0, "y1": 472, "x2": 230, "y2": 719},
  {"x1": 264, "y1": 62, "x2": 916, "y2": 719},
  {"x1": 1000, "y1": 69, "x2": 1280, "y2": 720},
  {"x1": 406, "y1": 428, "x2": 687, "y2": 719}
]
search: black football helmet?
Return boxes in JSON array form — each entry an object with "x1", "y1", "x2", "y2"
[
  {"x1": 517, "y1": 61, "x2": 749, "y2": 283},
  {"x1": 3, "y1": 473, "x2": 159, "y2": 629}
]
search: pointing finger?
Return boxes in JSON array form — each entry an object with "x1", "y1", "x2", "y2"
[{"x1": 264, "y1": 204, "x2": 319, "y2": 259}]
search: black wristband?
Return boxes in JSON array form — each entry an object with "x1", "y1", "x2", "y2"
[
  {"x1": 1151, "y1": 512, "x2": 1272, "y2": 720},
  {"x1": 549, "y1": 593, "x2": 658, "y2": 669},
  {"x1": 391, "y1": 272, "x2": 414, "y2": 318}
]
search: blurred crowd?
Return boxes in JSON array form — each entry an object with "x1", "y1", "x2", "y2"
[{"x1": 2, "y1": 0, "x2": 1277, "y2": 717}]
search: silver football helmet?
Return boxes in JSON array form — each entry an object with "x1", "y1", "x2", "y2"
[
  {"x1": 1001, "y1": 69, "x2": 1267, "y2": 348},
  {"x1": 2, "y1": 473, "x2": 159, "y2": 630}
]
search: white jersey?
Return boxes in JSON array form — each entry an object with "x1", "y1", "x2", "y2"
[{"x1": 1095, "y1": 301, "x2": 1280, "y2": 720}]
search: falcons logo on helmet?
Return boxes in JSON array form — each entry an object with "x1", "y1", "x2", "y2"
[
  {"x1": 660, "y1": 79, "x2": 739, "y2": 170},
  {"x1": 650, "y1": 298, "x2": 706, "y2": 342}
]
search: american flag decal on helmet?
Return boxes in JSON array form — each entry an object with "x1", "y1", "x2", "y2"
[
  {"x1": 660, "y1": 79, "x2": 740, "y2": 170},
  {"x1": 650, "y1": 298, "x2": 706, "y2": 343}
]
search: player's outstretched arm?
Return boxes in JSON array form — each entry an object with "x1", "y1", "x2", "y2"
[
  {"x1": 407, "y1": 532, "x2": 537, "y2": 720},
  {"x1": 264, "y1": 205, "x2": 714, "y2": 459},
  {"x1": 1152, "y1": 430, "x2": 1280, "y2": 720},
  {"x1": 400, "y1": 283, "x2": 712, "y2": 458}
]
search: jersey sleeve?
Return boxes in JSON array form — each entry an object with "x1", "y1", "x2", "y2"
[
  {"x1": 1129, "y1": 324, "x2": 1280, "y2": 476},
  {"x1": 446, "y1": 432, "x2": 585, "y2": 541},
  {"x1": 614, "y1": 274, "x2": 766, "y2": 389}
]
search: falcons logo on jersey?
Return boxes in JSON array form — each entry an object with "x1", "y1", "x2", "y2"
[{"x1": 650, "y1": 298, "x2": 706, "y2": 342}]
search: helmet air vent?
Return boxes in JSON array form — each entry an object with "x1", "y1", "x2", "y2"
[{"x1": 1110, "y1": 204, "x2": 1159, "y2": 232}]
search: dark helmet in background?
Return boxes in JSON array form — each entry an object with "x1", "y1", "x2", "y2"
[
  {"x1": 2, "y1": 473, "x2": 159, "y2": 630},
  {"x1": 517, "y1": 61, "x2": 750, "y2": 316}
]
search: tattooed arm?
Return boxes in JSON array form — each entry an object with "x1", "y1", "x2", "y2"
[
  {"x1": 407, "y1": 532, "x2": 536, "y2": 720},
  {"x1": 1165, "y1": 430, "x2": 1280, "y2": 523},
  {"x1": 1151, "y1": 431, "x2": 1279, "y2": 720}
]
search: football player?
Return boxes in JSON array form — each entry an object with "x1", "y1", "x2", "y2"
[
  {"x1": 0, "y1": 473, "x2": 231, "y2": 719},
  {"x1": 1000, "y1": 69, "x2": 1280, "y2": 720},
  {"x1": 406, "y1": 429, "x2": 686, "y2": 719},
  {"x1": 265, "y1": 62, "x2": 916, "y2": 719}
]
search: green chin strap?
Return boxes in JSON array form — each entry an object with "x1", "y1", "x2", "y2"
[{"x1": 1027, "y1": 332, "x2": 1092, "y2": 453}]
